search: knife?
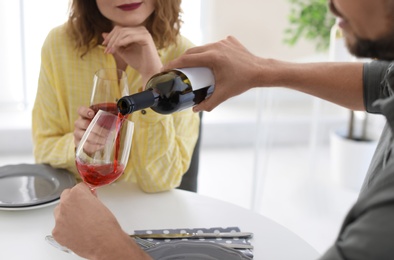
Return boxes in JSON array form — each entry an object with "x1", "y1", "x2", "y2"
[
  {"x1": 129, "y1": 232, "x2": 253, "y2": 239},
  {"x1": 221, "y1": 243, "x2": 254, "y2": 249}
]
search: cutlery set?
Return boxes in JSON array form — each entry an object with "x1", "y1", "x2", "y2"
[
  {"x1": 131, "y1": 232, "x2": 254, "y2": 250},
  {"x1": 129, "y1": 231, "x2": 253, "y2": 239}
]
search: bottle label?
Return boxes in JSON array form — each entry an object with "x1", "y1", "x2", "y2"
[{"x1": 175, "y1": 67, "x2": 215, "y2": 90}]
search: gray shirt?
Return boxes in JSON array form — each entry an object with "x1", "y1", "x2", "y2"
[{"x1": 320, "y1": 61, "x2": 394, "y2": 259}]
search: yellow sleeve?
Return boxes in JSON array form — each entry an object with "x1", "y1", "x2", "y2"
[{"x1": 32, "y1": 27, "x2": 78, "y2": 177}]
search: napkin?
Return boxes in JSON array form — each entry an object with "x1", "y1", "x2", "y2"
[{"x1": 133, "y1": 226, "x2": 253, "y2": 258}]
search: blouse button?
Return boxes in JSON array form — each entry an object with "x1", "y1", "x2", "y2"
[{"x1": 141, "y1": 110, "x2": 147, "y2": 115}]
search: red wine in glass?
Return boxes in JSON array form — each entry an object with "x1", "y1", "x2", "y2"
[
  {"x1": 90, "y1": 102, "x2": 118, "y2": 115},
  {"x1": 75, "y1": 110, "x2": 133, "y2": 194},
  {"x1": 76, "y1": 159, "x2": 125, "y2": 188}
]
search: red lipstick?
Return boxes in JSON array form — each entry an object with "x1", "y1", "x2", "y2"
[{"x1": 117, "y1": 2, "x2": 142, "y2": 11}]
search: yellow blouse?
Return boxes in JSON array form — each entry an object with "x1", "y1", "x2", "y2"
[{"x1": 32, "y1": 24, "x2": 199, "y2": 193}]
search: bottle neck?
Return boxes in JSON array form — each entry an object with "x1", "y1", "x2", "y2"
[{"x1": 117, "y1": 90, "x2": 156, "y2": 115}]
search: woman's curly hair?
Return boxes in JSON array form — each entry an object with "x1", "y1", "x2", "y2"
[{"x1": 66, "y1": 0, "x2": 182, "y2": 57}]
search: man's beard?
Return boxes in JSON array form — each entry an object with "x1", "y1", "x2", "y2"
[{"x1": 347, "y1": 32, "x2": 394, "y2": 61}]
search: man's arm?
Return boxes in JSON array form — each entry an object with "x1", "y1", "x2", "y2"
[{"x1": 163, "y1": 36, "x2": 364, "y2": 113}]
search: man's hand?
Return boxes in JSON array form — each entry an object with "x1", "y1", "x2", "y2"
[
  {"x1": 52, "y1": 183, "x2": 152, "y2": 260},
  {"x1": 163, "y1": 36, "x2": 265, "y2": 112}
]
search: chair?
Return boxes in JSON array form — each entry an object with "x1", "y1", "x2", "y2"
[{"x1": 177, "y1": 112, "x2": 203, "y2": 192}]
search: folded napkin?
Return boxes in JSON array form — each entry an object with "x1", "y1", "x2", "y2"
[{"x1": 134, "y1": 226, "x2": 253, "y2": 259}]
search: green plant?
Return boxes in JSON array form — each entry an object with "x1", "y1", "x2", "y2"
[{"x1": 284, "y1": 0, "x2": 335, "y2": 51}]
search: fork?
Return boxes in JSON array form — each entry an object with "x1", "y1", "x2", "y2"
[{"x1": 134, "y1": 237, "x2": 158, "y2": 249}]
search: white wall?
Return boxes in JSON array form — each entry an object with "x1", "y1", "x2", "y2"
[
  {"x1": 197, "y1": 0, "x2": 351, "y2": 148},
  {"x1": 200, "y1": 0, "x2": 318, "y2": 60}
]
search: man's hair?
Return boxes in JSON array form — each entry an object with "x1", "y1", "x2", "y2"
[{"x1": 66, "y1": 0, "x2": 182, "y2": 57}]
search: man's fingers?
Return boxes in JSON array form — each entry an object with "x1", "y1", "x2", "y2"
[
  {"x1": 163, "y1": 53, "x2": 211, "y2": 71},
  {"x1": 59, "y1": 188, "x2": 71, "y2": 200},
  {"x1": 193, "y1": 94, "x2": 221, "y2": 112}
]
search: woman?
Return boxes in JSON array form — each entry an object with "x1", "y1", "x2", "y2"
[{"x1": 32, "y1": 0, "x2": 199, "y2": 192}]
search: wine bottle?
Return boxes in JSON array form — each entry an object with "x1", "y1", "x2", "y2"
[{"x1": 117, "y1": 67, "x2": 215, "y2": 115}]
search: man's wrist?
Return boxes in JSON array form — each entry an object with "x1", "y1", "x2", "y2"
[{"x1": 92, "y1": 231, "x2": 152, "y2": 260}]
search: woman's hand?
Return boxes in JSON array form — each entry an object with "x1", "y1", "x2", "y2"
[
  {"x1": 102, "y1": 25, "x2": 162, "y2": 85},
  {"x1": 74, "y1": 106, "x2": 95, "y2": 148}
]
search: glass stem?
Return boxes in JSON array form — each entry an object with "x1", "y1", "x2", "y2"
[{"x1": 90, "y1": 188, "x2": 97, "y2": 196}]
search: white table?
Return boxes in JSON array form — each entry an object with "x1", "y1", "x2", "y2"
[{"x1": 0, "y1": 181, "x2": 319, "y2": 260}]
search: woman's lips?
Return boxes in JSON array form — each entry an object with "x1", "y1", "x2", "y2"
[{"x1": 117, "y1": 2, "x2": 142, "y2": 11}]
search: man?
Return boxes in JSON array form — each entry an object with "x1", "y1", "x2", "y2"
[{"x1": 53, "y1": 0, "x2": 394, "y2": 258}]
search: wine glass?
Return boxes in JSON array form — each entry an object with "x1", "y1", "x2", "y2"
[
  {"x1": 90, "y1": 68, "x2": 129, "y2": 115},
  {"x1": 46, "y1": 72, "x2": 132, "y2": 253},
  {"x1": 46, "y1": 110, "x2": 133, "y2": 253},
  {"x1": 75, "y1": 109, "x2": 134, "y2": 194}
]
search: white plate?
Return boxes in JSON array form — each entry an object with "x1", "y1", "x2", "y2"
[
  {"x1": 0, "y1": 198, "x2": 60, "y2": 211},
  {"x1": 145, "y1": 241, "x2": 252, "y2": 260},
  {"x1": 0, "y1": 164, "x2": 76, "y2": 210}
]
